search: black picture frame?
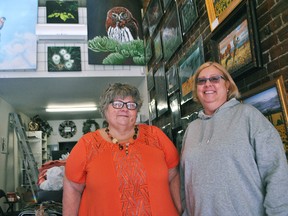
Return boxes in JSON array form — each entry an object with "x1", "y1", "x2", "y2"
[
  {"x1": 178, "y1": 36, "x2": 204, "y2": 105},
  {"x1": 169, "y1": 92, "x2": 181, "y2": 129},
  {"x1": 145, "y1": 37, "x2": 153, "y2": 64},
  {"x1": 241, "y1": 76, "x2": 288, "y2": 152},
  {"x1": 153, "y1": 31, "x2": 163, "y2": 64},
  {"x1": 166, "y1": 65, "x2": 179, "y2": 96},
  {"x1": 147, "y1": 67, "x2": 154, "y2": 91},
  {"x1": 149, "y1": 97, "x2": 157, "y2": 121},
  {"x1": 161, "y1": 123, "x2": 173, "y2": 141},
  {"x1": 175, "y1": 129, "x2": 185, "y2": 154},
  {"x1": 179, "y1": 0, "x2": 198, "y2": 35},
  {"x1": 146, "y1": 0, "x2": 163, "y2": 36},
  {"x1": 162, "y1": 0, "x2": 173, "y2": 12},
  {"x1": 142, "y1": 13, "x2": 149, "y2": 37},
  {"x1": 211, "y1": 0, "x2": 262, "y2": 78},
  {"x1": 154, "y1": 65, "x2": 168, "y2": 117},
  {"x1": 161, "y1": 1, "x2": 183, "y2": 62}
]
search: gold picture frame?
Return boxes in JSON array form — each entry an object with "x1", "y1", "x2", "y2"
[{"x1": 205, "y1": 0, "x2": 243, "y2": 31}]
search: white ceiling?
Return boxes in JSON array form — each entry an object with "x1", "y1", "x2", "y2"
[{"x1": 0, "y1": 76, "x2": 145, "y2": 121}]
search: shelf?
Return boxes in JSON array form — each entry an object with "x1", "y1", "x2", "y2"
[{"x1": 36, "y1": 24, "x2": 87, "y2": 40}]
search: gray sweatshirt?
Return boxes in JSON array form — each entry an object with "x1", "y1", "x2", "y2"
[{"x1": 181, "y1": 98, "x2": 288, "y2": 216}]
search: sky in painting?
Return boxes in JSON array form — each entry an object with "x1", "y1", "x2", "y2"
[{"x1": 0, "y1": 0, "x2": 37, "y2": 70}]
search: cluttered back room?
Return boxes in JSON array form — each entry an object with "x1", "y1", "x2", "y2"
[{"x1": 0, "y1": 0, "x2": 287, "y2": 215}]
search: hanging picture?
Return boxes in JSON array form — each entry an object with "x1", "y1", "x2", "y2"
[
  {"x1": 161, "y1": 123, "x2": 173, "y2": 141},
  {"x1": 149, "y1": 98, "x2": 157, "y2": 121},
  {"x1": 145, "y1": 37, "x2": 153, "y2": 64},
  {"x1": 46, "y1": 1, "x2": 79, "y2": 24},
  {"x1": 153, "y1": 31, "x2": 163, "y2": 64},
  {"x1": 179, "y1": 0, "x2": 198, "y2": 35},
  {"x1": 161, "y1": 1, "x2": 183, "y2": 62},
  {"x1": 154, "y1": 65, "x2": 168, "y2": 117},
  {"x1": 48, "y1": 47, "x2": 81, "y2": 72},
  {"x1": 166, "y1": 65, "x2": 179, "y2": 96},
  {"x1": 241, "y1": 76, "x2": 288, "y2": 153},
  {"x1": 169, "y1": 92, "x2": 181, "y2": 129},
  {"x1": 146, "y1": 0, "x2": 163, "y2": 36},
  {"x1": 147, "y1": 67, "x2": 155, "y2": 91},
  {"x1": 211, "y1": 1, "x2": 262, "y2": 78},
  {"x1": 162, "y1": 0, "x2": 173, "y2": 12},
  {"x1": 178, "y1": 36, "x2": 204, "y2": 104},
  {"x1": 0, "y1": 0, "x2": 37, "y2": 71},
  {"x1": 87, "y1": 0, "x2": 144, "y2": 65}
]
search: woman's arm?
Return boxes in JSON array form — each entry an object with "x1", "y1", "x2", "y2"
[
  {"x1": 169, "y1": 167, "x2": 183, "y2": 215},
  {"x1": 62, "y1": 175, "x2": 85, "y2": 216}
]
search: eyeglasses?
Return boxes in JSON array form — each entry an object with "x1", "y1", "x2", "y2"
[
  {"x1": 196, "y1": 75, "x2": 225, "y2": 85},
  {"x1": 110, "y1": 100, "x2": 138, "y2": 110}
]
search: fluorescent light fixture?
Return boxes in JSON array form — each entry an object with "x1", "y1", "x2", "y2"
[{"x1": 46, "y1": 106, "x2": 97, "y2": 112}]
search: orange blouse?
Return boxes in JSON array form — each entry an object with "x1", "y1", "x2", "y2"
[{"x1": 65, "y1": 124, "x2": 179, "y2": 216}]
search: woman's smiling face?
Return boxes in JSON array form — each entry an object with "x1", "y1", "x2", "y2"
[{"x1": 196, "y1": 65, "x2": 230, "y2": 115}]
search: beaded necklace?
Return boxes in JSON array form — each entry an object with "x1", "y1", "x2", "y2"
[{"x1": 105, "y1": 125, "x2": 138, "y2": 155}]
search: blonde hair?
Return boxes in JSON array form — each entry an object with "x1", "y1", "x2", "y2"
[{"x1": 192, "y1": 61, "x2": 241, "y2": 102}]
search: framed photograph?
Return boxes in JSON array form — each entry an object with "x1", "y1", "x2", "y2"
[
  {"x1": 161, "y1": 123, "x2": 173, "y2": 141},
  {"x1": 142, "y1": 13, "x2": 149, "y2": 37},
  {"x1": 205, "y1": 0, "x2": 243, "y2": 31},
  {"x1": 179, "y1": 0, "x2": 198, "y2": 35},
  {"x1": 154, "y1": 65, "x2": 168, "y2": 117},
  {"x1": 48, "y1": 47, "x2": 81, "y2": 72},
  {"x1": 145, "y1": 37, "x2": 153, "y2": 64},
  {"x1": 169, "y1": 92, "x2": 181, "y2": 129},
  {"x1": 178, "y1": 36, "x2": 204, "y2": 105},
  {"x1": 241, "y1": 76, "x2": 288, "y2": 152},
  {"x1": 146, "y1": 0, "x2": 163, "y2": 36},
  {"x1": 149, "y1": 98, "x2": 157, "y2": 121},
  {"x1": 211, "y1": 1, "x2": 261, "y2": 78},
  {"x1": 175, "y1": 129, "x2": 185, "y2": 154},
  {"x1": 153, "y1": 31, "x2": 163, "y2": 64},
  {"x1": 162, "y1": 0, "x2": 173, "y2": 13},
  {"x1": 147, "y1": 67, "x2": 155, "y2": 91},
  {"x1": 166, "y1": 65, "x2": 179, "y2": 96},
  {"x1": 181, "y1": 111, "x2": 199, "y2": 130},
  {"x1": 161, "y1": 1, "x2": 183, "y2": 62},
  {"x1": 46, "y1": 0, "x2": 79, "y2": 23}
]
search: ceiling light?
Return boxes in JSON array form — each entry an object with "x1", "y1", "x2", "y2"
[{"x1": 46, "y1": 107, "x2": 97, "y2": 112}]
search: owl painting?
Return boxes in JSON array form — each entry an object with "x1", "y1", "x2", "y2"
[{"x1": 105, "y1": 7, "x2": 139, "y2": 43}]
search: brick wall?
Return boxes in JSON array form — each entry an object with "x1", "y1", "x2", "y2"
[{"x1": 146, "y1": 0, "x2": 288, "y2": 128}]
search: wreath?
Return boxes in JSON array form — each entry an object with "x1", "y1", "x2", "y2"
[{"x1": 82, "y1": 119, "x2": 100, "y2": 134}]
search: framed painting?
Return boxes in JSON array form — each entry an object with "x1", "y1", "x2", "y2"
[
  {"x1": 241, "y1": 76, "x2": 288, "y2": 153},
  {"x1": 154, "y1": 65, "x2": 168, "y2": 117},
  {"x1": 0, "y1": 0, "x2": 37, "y2": 71},
  {"x1": 153, "y1": 31, "x2": 163, "y2": 64},
  {"x1": 145, "y1": 37, "x2": 153, "y2": 64},
  {"x1": 161, "y1": 123, "x2": 173, "y2": 141},
  {"x1": 211, "y1": 1, "x2": 261, "y2": 78},
  {"x1": 181, "y1": 111, "x2": 199, "y2": 130},
  {"x1": 166, "y1": 65, "x2": 179, "y2": 96},
  {"x1": 146, "y1": 0, "x2": 163, "y2": 36},
  {"x1": 147, "y1": 67, "x2": 154, "y2": 91},
  {"x1": 205, "y1": 0, "x2": 243, "y2": 31},
  {"x1": 179, "y1": 0, "x2": 198, "y2": 35},
  {"x1": 161, "y1": 1, "x2": 183, "y2": 62},
  {"x1": 175, "y1": 129, "x2": 185, "y2": 154},
  {"x1": 46, "y1": 0, "x2": 79, "y2": 24},
  {"x1": 48, "y1": 47, "x2": 81, "y2": 72},
  {"x1": 87, "y1": 0, "x2": 144, "y2": 65},
  {"x1": 142, "y1": 13, "x2": 149, "y2": 37},
  {"x1": 162, "y1": 0, "x2": 173, "y2": 12},
  {"x1": 149, "y1": 98, "x2": 157, "y2": 121},
  {"x1": 178, "y1": 36, "x2": 204, "y2": 105},
  {"x1": 169, "y1": 92, "x2": 181, "y2": 129}
]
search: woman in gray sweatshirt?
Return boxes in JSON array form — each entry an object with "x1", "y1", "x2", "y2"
[{"x1": 181, "y1": 61, "x2": 288, "y2": 216}]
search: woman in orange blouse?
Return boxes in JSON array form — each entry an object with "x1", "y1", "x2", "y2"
[{"x1": 63, "y1": 83, "x2": 182, "y2": 216}]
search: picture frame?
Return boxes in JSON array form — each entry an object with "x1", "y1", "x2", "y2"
[
  {"x1": 166, "y1": 65, "x2": 179, "y2": 96},
  {"x1": 179, "y1": 0, "x2": 198, "y2": 35},
  {"x1": 147, "y1": 67, "x2": 155, "y2": 91},
  {"x1": 205, "y1": 0, "x2": 243, "y2": 31},
  {"x1": 211, "y1": 0, "x2": 261, "y2": 78},
  {"x1": 161, "y1": 1, "x2": 183, "y2": 62},
  {"x1": 154, "y1": 65, "x2": 168, "y2": 117},
  {"x1": 146, "y1": 0, "x2": 163, "y2": 36},
  {"x1": 169, "y1": 92, "x2": 182, "y2": 129},
  {"x1": 142, "y1": 13, "x2": 149, "y2": 37},
  {"x1": 1, "y1": 137, "x2": 8, "y2": 154},
  {"x1": 149, "y1": 98, "x2": 157, "y2": 121},
  {"x1": 178, "y1": 36, "x2": 204, "y2": 105},
  {"x1": 175, "y1": 129, "x2": 185, "y2": 154},
  {"x1": 47, "y1": 46, "x2": 81, "y2": 72},
  {"x1": 145, "y1": 37, "x2": 153, "y2": 64},
  {"x1": 153, "y1": 31, "x2": 163, "y2": 64},
  {"x1": 241, "y1": 76, "x2": 288, "y2": 152},
  {"x1": 181, "y1": 111, "x2": 199, "y2": 130},
  {"x1": 162, "y1": 0, "x2": 173, "y2": 12}
]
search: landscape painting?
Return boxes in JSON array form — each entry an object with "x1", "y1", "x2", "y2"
[{"x1": 0, "y1": 0, "x2": 37, "y2": 70}]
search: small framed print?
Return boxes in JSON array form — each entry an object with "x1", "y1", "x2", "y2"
[
  {"x1": 147, "y1": 67, "x2": 155, "y2": 91},
  {"x1": 145, "y1": 37, "x2": 153, "y2": 64},
  {"x1": 179, "y1": 0, "x2": 198, "y2": 35},
  {"x1": 149, "y1": 98, "x2": 157, "y2": 121},
  {"x1": 146, "y1": 0, "x2": 163, "y2": 36},
  {"x1": 161, "y1": 123, "x2": 173, "y2": 141},
  {"x1": 153, "y1": 31, "x2": 163, "y2": 64},
  {"x1": 169, "y1": 92, "x2": 181, "y2": 129},
  {"x1": 154, "y1": 65, "x2": 168, "y2": 117},
  {"x1": 166, "y1": 65, "x2": 179, "y2": 96},
  {"x1": 178, "y1": 36, "x2": 204, "y2": 104}
]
